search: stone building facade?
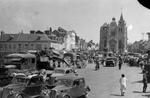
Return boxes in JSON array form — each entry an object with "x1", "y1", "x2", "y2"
[
  {"x1": 99, "y1": 14, "x2": 127, "y2": 54},
  {"x1": 0, "y1": 32, "x2": 64, "y2": 65}
]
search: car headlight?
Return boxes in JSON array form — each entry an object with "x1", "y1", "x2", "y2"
[
  {"x1": 42, "y1": 89, "x2": 49, "y2": 95},
  {"x1": 9, "y1": 90, "x2": 15, "y2": 95}
]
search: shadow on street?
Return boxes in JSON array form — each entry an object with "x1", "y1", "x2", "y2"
[
  {"x1": 132, "y1": 80, "x2": 143, "y2": 84},
  {"x1": 110, "y1": 94, "x2": 122, "y2": 97},
  {"x1": 142, "y1": 94, "x2": 150, "y2": 98},
  {"x1": 133, "y1": 91, "x2": 143, "y2": 93}
]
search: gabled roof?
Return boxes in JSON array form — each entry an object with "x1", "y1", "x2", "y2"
[
  {"x1": 0, "y1": 33, "x2": 51, "y2": 42},
  {"x1": 6, "y1": 53, "x2": 36, "y2": 58}
]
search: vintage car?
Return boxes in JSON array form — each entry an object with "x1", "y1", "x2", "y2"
[
  {"x1": 143, "y1": 64, "x2": 150, "y2": 82},
  {"x1": 0, "y1": 75, "x2": 50, "y2": 98},
  {"x1": 46, "y1": 67, "x2": 78, "y2": 88},
  {"x1": 51, "y1": 67, "x2": 77, "y2": 77},
  {"x1": 4, "y1": 53, "x2": 36, "y2": 70},
  {"x1": 49, "y1": 75, "x2": 90, "y2": 98},
  {"x1": 37, "y1": 56, "x2": 71, "y2": 71},
  {"x1": 0, "y1": 66, "x2": 14, "y2": 87},
  {"x1": 105, "y1": 57, "x2": 118, "y2": 67}
]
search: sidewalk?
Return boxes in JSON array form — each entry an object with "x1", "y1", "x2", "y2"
[{"x1": 110, "y1": 63, "x2": 150, "y2": 98}]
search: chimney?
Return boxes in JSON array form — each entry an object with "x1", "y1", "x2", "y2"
[
  {"x1": 45, "y1": 30, "x2": 50, "y2": 35},
  {"x1": 50, "y1": 27, "x2": 52, "y2": 33},
  {"x1": 147, "y1": 32, "x2": 150, "y2": 41},
  {"x1": 30, "y1": 30, "x2": 35, "y2": 34},
  {"x1": 1, "y1": 31, "x2": 4, "y2": 35}
]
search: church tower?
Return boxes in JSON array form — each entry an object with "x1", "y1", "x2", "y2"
[
  {"x1": 117, "y1": 13, "x2": 127, "y2": 53},
  {"x1": 108, "y1": 17, "x2": 118, "y2": 53}
]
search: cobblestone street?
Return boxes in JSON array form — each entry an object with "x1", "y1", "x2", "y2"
[{"x1": 77, "y1": 63, "x2": 150, "y2": 98}]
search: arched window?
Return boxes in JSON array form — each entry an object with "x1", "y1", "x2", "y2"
[{"x1": 111, "y1": 31, "x2": 116, "y2": 36}]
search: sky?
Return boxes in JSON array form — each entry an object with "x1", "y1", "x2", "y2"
[{"x1": 0, "y1": 0, "x2": 150, "y2": 43}]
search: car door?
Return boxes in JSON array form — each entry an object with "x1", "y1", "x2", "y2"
[
  {"x1": 70, "y1": 79, "x2": 81, "y2": 97},
  {"x1": 79, "y1": 78, "x2": 87, "y2": 95}
]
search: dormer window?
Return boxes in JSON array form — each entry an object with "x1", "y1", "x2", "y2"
[
  {"x1": 36, "y1": 36, "x2": 41, "y2": 40},
  {"x1": 7, "y1": 35, "x2": 14, "y2": 41}
]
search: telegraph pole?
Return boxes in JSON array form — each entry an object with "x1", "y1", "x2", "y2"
[{"x1": 142, "y1": 32, "x2": 145, "y2": 40}]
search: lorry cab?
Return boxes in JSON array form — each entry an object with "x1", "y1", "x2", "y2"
[{"x1": 4, "y1": 53, "x2": 36, "y2": 70}]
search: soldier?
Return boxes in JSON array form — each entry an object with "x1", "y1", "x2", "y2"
[
  {"x1": 143, "y1": 70, "x2": 148, "y2": 93},
  {"x1": 119, "y1": 56, "x2": 123, "y2": 70},
  {"x1": 95, "y1": 55, "x2": 100, "y2": 70}
]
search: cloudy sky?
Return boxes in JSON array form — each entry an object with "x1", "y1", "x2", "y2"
[{"x1": 0, "y1": 0, "x2": 150, "y2": 43}]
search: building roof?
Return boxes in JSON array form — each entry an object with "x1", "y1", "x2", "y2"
[
  {"x1": 0, "y1": 33, "x2": 51, "y2": 42},
  {"x1": 6, "y1": 53, "x2": 36, "y2": 58}
]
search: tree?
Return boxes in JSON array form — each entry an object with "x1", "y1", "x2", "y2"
[{"x1": 87, "y1": 40, "x2": 95, "y2": 48}]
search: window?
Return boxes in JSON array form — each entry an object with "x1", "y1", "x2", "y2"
[
  {"x1": 4, "y1": 44, "x2": 7, "y2": 50},
  {"x1": 119, "y1": 28, "x2": 122, "y2": 32},
  {"x1": 73, "y1": 80, "x2": 80, "y2": 86},
  {"x1": 13, "y1": 44, "x2": 16, "y2": 49},
  {"x1": 31, "y1": 44, "x2": 34, "y2": 47},
  {"x1": 66, "y1": 70, "x2": 70, "y2": 74},
  {"x1": 104, "y1": 40, "x2": 107, "y2": 47},
  {"x1": 31, "y1": 58, "x2": 35, "y2": 63},
  {"x1": 0, "y1": 44, "x2": 2, "y2": 50},
  {"x1": 25, "y1": 44, "x2": 28, "y2": 46},
  {"x1": 18, "y1": 44, "x2": 21, "y2": 47},
  {"x1": 111, "y1": 31, "x2": 116, "y2": 36},
  {"x1": 79, "y1": 79, "x2": 85, "y2": 84},
  {"x1": 9, "y1": 44, "x2": 11, "y2": 49},
  {"x1": 36, "y1": 44, "x2": 42, "y2": 50}
]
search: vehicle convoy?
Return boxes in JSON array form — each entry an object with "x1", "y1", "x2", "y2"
[
  {"x1": 4, "y1": 53, "x2": 36, "y2": 70},
  {"x1": 0, "y1": 66, "x2": 13, "y2": 87},
  {"x1": 102, "y1": 52, "x2": 118, "y2": 67},
  {"x1": 0, "y1": 74, "x2": 50, "y2": 98},
  {"x1": 49, "y1": 75, "x2": 90, "y2": 98},
  {"x1": 63, "y1": 52, "x2": 87, "y2": 69},
  {"x1": 105, "y1": 57, "x2": 117, "y2": 67},
  {"x1": 51, "y1": 67, "x2": 77, "y2": 77},
  {"x1": 143, "y1": 64, "x2": 150, "y2": 82}
]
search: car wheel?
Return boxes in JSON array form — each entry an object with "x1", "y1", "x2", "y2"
[
  {"x1": 16, "y1": 94, "x2": 24, "y2": 98},
  {"x1": 63, "y1": 95, "x2": 71, "y2": 98},
  {"x1": 80, "y1": 95, "x2": 87, "y2": 98}
]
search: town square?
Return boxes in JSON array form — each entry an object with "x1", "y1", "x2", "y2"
[{"x1": 0, "y1": 0, "x2": 150, "y2": 98}]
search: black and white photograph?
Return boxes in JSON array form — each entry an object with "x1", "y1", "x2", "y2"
[{"x1": 0, "y1": 0, "x2": 150, "y2": 98}]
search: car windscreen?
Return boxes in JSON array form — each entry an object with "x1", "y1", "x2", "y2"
[
  {"x1": 13, "y1": 77, "x2": 28, "y2": 84},
  {"x1": 0, "y1": 68, "x2": 8, "y2": 75},
  {"x1": 56, "y1": 79, "x2": 72, "y2": 87},
  {"x1": 54, "y1": 69, "x2": 65, "y2": 74}
]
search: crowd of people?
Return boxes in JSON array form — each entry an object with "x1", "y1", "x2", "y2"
[{"x1": 87, "y1": 51, "x2": 150, "y2": 96}]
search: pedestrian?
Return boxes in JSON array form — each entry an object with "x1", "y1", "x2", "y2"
[
  {"x1": 95, "y1": 55, "x2": 100, "y2": 70},
  {"x1": 119, "y1": 74, "x2": 127, "y2": 96},
  {"x1": 119, "y1": 56, "x2": 122, "y2": 70},
  {"x1": 143, "y1": 70, "x2": 148, "y2": 93}
]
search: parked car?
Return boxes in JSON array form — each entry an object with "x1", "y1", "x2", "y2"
[
  {"x1": 46, "y1": 67, "x2": 78, "y2": 88},
  {"x1": 105, "y1": 57, "x2": 117, "y2": 67},
  {"x1": 0, "y1": 74, "x2": 50, "y2": 98},
  {"x1": 0, "y1": 66, "x2": 13, "y2": 87},
  {"x1": 51, "y1": 67, "x2": 77, "y2": 77},
  {"x1": 49, "y1": 75, "x2": 90, "y2": 98}
]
